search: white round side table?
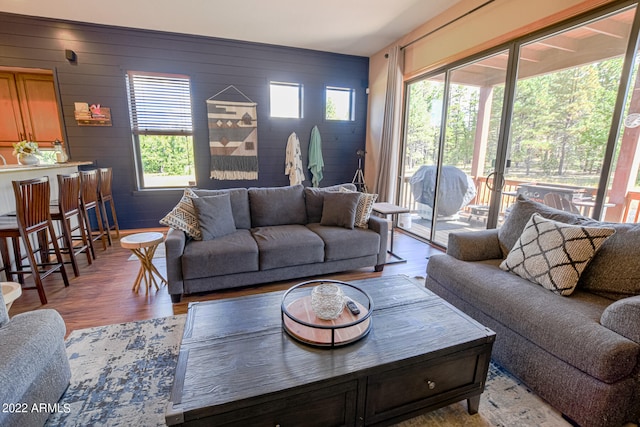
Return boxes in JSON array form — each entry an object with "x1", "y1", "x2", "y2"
[
  {"x1": 120, "y1": 232, "x2": 167, "y2": 294},
  {"x1": 1, "y1": 282, "x2": 22, "y2": 311}
]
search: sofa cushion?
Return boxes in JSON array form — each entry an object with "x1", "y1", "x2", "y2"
[
  {"x1": 182, "y1": 229, "x2": 259, "y2": 279},
  {"x1": 427, "y1": 254, "x2": 640, "y2": 383},
  {"x1": 193, "y1": 188, "x2": 251, "y2": 229},
  {"x1": 307, "y1": 223, "x2": 380, "y2": 261},
  {"x1": 159, "y1": 188, "x2": 202, "y2": 240},
  {"x1": 304, "y1": 183, "x2": 357, "y2": 223},
  {"x1": 498, "y1": 195, "x2": 585, "y2": 256},
  {"x1": 251, "y1": 225, "x2": 324, "y2": 270},
  {"x1": 578, "y1": 221, "x2": 640, "y2": 299},
  {"x1": 249, "y1": 185, "x2": 307, "y2": 227},
  {"x1": 500, "y1": 214, "x2": 615, "y2": 296},
  {"x1": 340, "y1": 187, "x2": 378, "y2": 228},
  {"x1": 320, "y1": 191, "x2": 360, "y2": 229},
  {"x1": 192, "y1": 193, "x2": 237, "y2": 240}
]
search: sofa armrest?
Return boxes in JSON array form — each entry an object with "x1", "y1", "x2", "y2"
[
  {"x1": 600, "y1": 295, "x2": 640, "y2": 343},
  {"x1": 165, "y1": 228, "x2": 187, "y2": 299},
  {"x1": 367, "y1": 215, "x2": 389, "y2": 267},
  {"x1": 446, "y1": 229, "x2": 502, "y2": 261}
]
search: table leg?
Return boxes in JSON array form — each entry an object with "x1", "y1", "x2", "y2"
[
  {"x1": 130, "y1": 245, "x2": 167, "y2": 294},
  {"x1": 385, "y1": 213, "x2": 406, "y2": 265}
]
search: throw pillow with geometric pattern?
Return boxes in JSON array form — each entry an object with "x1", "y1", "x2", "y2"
[
  {"x1": 499, "y1": 213, "x2": 615, "y2": 296},
  {"x1": 340, "y1": 187, "x2": 378, "y2": 228},
  {"x1": 159, "y1": 188, "x2": 202, "y2": 240}
]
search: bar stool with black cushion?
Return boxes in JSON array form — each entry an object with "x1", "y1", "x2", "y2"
[
  {"x1": 50, "y1": 173, "x2": 93, "y2": 277},
  {"x1": 80, "y1": 169, "x2": 108, "y2": 256},
  {"x1": 0, "y1": 177, "x2": 70, "y2": 305},
  {"x1": 98, "y1": 167, "x2": 120, "y2": 246}
]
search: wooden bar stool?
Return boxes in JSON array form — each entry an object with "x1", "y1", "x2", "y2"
[
  {"x1": 98, "y1": 167, "x2": 120, "y2": 246},
  {"x1": 50, "y1": 173, "x2": 93, "y2": 277},
  {"x1": 0, "y1": 177, "x2": 70, "y2": 305},
  {"x1": 79, "y1": 170, "x2": 108, "y2": 257}
]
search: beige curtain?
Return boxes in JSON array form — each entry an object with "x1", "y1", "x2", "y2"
[{"x1": 374, "y1": 45, "x2": 404, "y2": 203}]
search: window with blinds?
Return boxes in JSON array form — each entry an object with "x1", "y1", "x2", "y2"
[
  {"x1": 127, "y1": 72, "x2": 193, "y2": 134},
  {"x1": 126, "y1": 71, "x2": 195, "y2": 189}
]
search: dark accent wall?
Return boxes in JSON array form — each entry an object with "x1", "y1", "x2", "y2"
[{"x1": 0, "y1": 13, "x2": 369, "y2": 229}]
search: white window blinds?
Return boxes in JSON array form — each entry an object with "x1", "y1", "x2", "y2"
[{"x1": 127, "y1": 72, "x2": 193, "y2": 134}]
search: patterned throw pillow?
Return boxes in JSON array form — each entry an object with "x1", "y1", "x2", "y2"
[
  {"x1": 159, "y1": 188, "x2": 202, "y2": 240},
  {"x1": 499, "y1": 214, "x2": 615, "y2": 296},
  {"x1": 340, "y1": 187, "x2": 378, "y2": 228}
]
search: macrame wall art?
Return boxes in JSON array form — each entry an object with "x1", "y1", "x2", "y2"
[{"x1": 207, "y1": 85, "x2": 258, "y2": 180}]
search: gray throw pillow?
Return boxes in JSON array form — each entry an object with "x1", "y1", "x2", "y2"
[
  {"x1": 577, "y1": 221, "x2": 640, "y2": 299},
  {"x1": 498, "y1": 194, "x2": 586, "y2": 257},
  {"x1": 192, "y1": 188, "x2": 251, "y2": 229},
  {"x1": 304, "y1": 184, "x2": 357, "y2": 223},
  {"x1": 191, "y1": 194, "x2": 237, "y2": 241},
  {"x1": 320, "y1": 192, "x2": 360, "y2": 229}
]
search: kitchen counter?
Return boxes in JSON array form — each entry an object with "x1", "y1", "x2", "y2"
[{"x1": 0, "y1": 161, "x2": 93, "y2": 215}]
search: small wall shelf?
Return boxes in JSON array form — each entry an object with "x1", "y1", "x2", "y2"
[{"x1": 75, "y1": 107, "x2": 112, "y2": 126}]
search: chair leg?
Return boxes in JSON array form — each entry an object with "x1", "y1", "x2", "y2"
[
  {"x1": 48, "y1": 223, "x2": 70, "y2": 288},
  {"x1": 110, "y1": 200, "x2": 120, "y2": 239},
  {"x1": 60, "y1": 217, "x2": 80, "y2": 277},
  {"x1": 80, "y1": 209, "x2": 97, "y2": 260},
  {"x1": 93, "y1": 206, "x2": 108, "y2": 251},
  {"x1": 100, "y1": 199, "x2": 113, "y2": 246},
  {"x1": 22, "y1": 232, "x2": 48, "y2": 305},
  {"x1": 0, "y1": 237, "x2": 14, "y2": 282},
  {"x1": 76, "y1": 214, "x2": 93, "y2": 266}
]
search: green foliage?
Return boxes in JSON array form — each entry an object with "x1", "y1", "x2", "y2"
[
  {"x1": 139, "y1": 135, "x2": 194, "y2": 175},
  {"x1": 404, "y1": 55, "x2": 626, "y2": 188}
]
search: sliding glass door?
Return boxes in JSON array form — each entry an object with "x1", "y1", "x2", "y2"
[
  {"x1": 399, "y1": 51, "x2": 510, "y2": 246},
  {"x1": 399, "y1": 2, "x2": 640, "y2": 248},
  {"x1": 504, "y1": 6, "x2": 636, "y2": 222}
]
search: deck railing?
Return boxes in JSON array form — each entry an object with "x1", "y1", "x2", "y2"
[{"x1": 399, "y1": 175, "x2": 639, "y2": 223}]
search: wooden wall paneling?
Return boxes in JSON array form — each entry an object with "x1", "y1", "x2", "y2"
[{"x1": 0, "y1": 12, "x2": 369, "y2": 228}]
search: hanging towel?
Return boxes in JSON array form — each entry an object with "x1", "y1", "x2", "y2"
[
  {"x1": 285, "y1": 132, "x2": 306, "y2": 185},
  {"x1": 308, "y1": 126, "x2": 324, "y2": 187}
]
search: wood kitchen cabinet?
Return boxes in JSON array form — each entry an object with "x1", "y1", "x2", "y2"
[{"x1": 0, "y1": 71, "x2": 63, "y2": 148}]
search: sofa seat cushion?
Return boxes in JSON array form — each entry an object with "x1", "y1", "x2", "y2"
[
  {"x1": 251, "y1": 225, "x2": 324, "y2": 270},
  {"x1": 182, "y1": 229, "x2": 259, "y2": 279},
  {"x1": 307, "y1": 223, "x2": 380, "y2": 261},
  {"x1": 427, "y1": 254, "x2": 640, "y2": 383}
]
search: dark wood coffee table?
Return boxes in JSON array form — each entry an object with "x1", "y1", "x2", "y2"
[{"x1": 166, "y1": 276, "x2": 495, "y2": 426}]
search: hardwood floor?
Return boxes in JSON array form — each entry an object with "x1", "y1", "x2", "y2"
[{"x1": 7, "y1": 228, "x2": 442, "y2": 337}]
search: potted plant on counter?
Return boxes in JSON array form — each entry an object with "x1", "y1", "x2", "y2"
[{"x1": 12, "y1": 140, "x2": 41, "y2": 165}]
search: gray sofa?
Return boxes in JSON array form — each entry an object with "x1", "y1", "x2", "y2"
[
  {"x1": 0, "y1": 292, "x2": 71, "y2": 427},
  {"x1": 166, "y1": 184, "x2": 388, "y2": 302},
  {"x1": 425, "y1": 196, "x2": 640, "y2": 427}
]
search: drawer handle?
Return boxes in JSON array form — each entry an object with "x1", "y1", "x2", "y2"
[{"x1": 425, "y1": 380, "x2": 436, "y2": 390}]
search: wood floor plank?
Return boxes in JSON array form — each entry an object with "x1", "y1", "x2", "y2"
[{"x1": 7, "y1": 227, "x2": 442, "y2": 337}]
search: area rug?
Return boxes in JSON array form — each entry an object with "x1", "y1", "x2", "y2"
[{"x1": 45, "y1": 312, "x2": 571, "y2": 426}]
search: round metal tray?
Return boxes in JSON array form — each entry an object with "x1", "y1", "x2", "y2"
[{"x1": 281, "y1": 280, "x2": 373, "y2": 348}]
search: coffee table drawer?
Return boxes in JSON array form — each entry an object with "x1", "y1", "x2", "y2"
[
  {"x1": 192, "y1": 381, "x2": 357, "y2": 427},
  {"x1": 365, "y1": 348, "x2": 485, "y2": 424}
]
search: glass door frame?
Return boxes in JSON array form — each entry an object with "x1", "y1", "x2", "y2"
[{"x1": 397, "y1": 0, "x2": 640, "y2": 247}]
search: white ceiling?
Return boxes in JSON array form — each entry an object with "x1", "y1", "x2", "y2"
[{"x1": 0, "y1": 0, "x2": 459, "y2": 56}]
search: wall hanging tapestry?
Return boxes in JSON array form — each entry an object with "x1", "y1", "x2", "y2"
[{"x1": 207, "y1": 86, "x2": 258, "y2": 180}]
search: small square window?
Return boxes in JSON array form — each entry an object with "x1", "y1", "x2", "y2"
[
  {"x1": 326, "y1": 86, "x2": 355, "y2": 121},
  {"x1": 270, "y1": 82, "x2": 302, "y2": 118}
]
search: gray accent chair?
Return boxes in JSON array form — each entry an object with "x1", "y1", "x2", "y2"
[
  {"x1": 166, "y1": 184, "x2": 389, "y2": 302},
  {"x1": 0, "y1": 292, "x2": 71, "y2": 427},
  {"x1": 425, "y1": 195, "x2": 640, "y2": 427}
]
